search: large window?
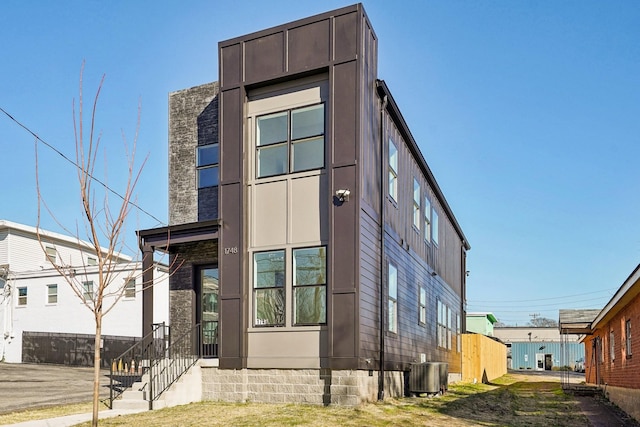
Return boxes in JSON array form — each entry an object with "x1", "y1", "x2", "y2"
[
  {"x1": 388, "y1": 140, "x2": 398, "y2": 202},
  {"x1": 47, "y1": 284, "x2": 57, "y2": 304},
  {"x1": 17, "y1": 287, "x2": 27, "y2": 306},
  {"x1": 293, "y1": 247, "x2": 327, "y2": 325},
  {"x1": 626, "y1": 319, "x2": 632, "y2": 357},
  {"x1": 413, "y1": 178, "x2": 421, "y2": 230},
  {"x1": 83, "y1": 281, "x2": 94, "y2": 302},
  {"x1": 388, "y1": 263, "x2": 398, "y2": 333},
  {"x1": 253, "y1": 250, "x2": 285, "y2": 326},
  {"x1": 256, "y1": 104, "x2": 324, "y2": 178},
  {"x1": 419, "y1": 287, "x2": 426, "y2": 324},
  {"x1": 197, "y1": 144, "x2": 219, "y2": 188}
]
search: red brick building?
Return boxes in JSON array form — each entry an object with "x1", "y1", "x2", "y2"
[{"x1": 583, "y1": 264, "x2": 640, "y2": 422}]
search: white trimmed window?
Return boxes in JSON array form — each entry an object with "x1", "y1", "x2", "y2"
[
  {"x1": 424, "y1": 197, "x2": 432, "y2": 243},
  {"x1": 432, "y1": 209, "x2": 439, "y2": 246},
  {"x1": 388, "y1": 263, "x2": 398, "y2": 333},
  {"x1": 419, "y1": 287, "x2": 426, "y2": 324},
  {"x1": 388, "y1": 139, "x2": 398, "y2": 202},
  {"x1": 256, "y1": 104, "x2": 325, "y2": 178},
  {"x1": 83, "y1": 281, "x2": 94, "y2": 302},
  {"x1": 87, "y1": 256, "x2": 97, "y2": 266},
  {"x1": 45, "y1": 246, "x2": 57, "y2": 264},
  {"x1": 47, "y1": 284, "x2": 58, "y2": 304},
  {"x1": 293, "y1": 247, "x2": 327, "y2": 325},
  {"x1": 17, "y1": 287, "x2": 27, "y2": 306},
  {"x1": 413, "y1": 178, "x2": 421, "y2": 230},
  {"x1": 124, "y1": 279, "x2": 136, "y2": 298},
  {"x1": 197, "y1": 143, "x2": 219, "y2": 188}
]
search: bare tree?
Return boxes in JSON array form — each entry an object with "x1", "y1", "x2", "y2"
[{"x1": 35, "y1": 62, "x2": 148, "y2": 426}]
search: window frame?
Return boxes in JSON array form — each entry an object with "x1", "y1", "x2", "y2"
[
  {"x1": 419, "y1": 287, "x2": 427, "y2": 325},
  {"x1": 87, "y1": 256, "x2": 97, "y2": 266},
  {"x1": 292, "y1": 246, "x2": 327, "y2": 326},
  {"x1": 388, "y1": 262, "x2": 398, "y2": 333},
  {"x1": 610, "y1": 330, "x2": 615, "y2": 362},
  {"x1": 424, "y1": 197, "x2": 432, "y2": 243},
  {"x1": 124, "y1": 279, "x2": 136, "y2": 299},
  {"x1": 626, "y1": 319, "x2": 632, "y2": 357},
  {"x1": 388, "y1": 139, "x2": 398, "y2": 203},
  {"x1": 82, "y1": 281, "x2": 94, "y2": 302},
  {"x1": 197, "y1": 143, "x2": 220, "y2": 189},
  {"x1": 253, "y1": 250, "x2": 286, "y2": 327},
  {"x1": 413, "y1": 178, "x2": 421, "y2": 231},
  {"x1": 255, "y1": 103, "x2": 325, "y2": 179},
  {"x1": 47, "y1": 284, "x2": 58, "y2": 304},
  {"x1": 17, "y1": 286, "x2": 27, "y2": 306},
  {"x1": 432, "y1": 209, "x2": 439, "y2": 246},
  {"x1": 45, "y1": 246, "x2": 57, "y2": 264}
]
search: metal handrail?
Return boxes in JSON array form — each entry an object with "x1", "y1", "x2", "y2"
[
  {"x1": 108, "y1": 323, "x2": 168, "y2": 409},
  {"x1": 146, "y1": 323, "x2": 202, "y2": 409}
]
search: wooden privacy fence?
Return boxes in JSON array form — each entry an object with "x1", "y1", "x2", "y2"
[{"x1": 462, "y1": 333, "x2": 507, "y2": 383}]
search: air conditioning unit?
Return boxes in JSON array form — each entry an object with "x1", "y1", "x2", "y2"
[{"x1": 409, "y1": 362, "x2": 448, "y2": 395}]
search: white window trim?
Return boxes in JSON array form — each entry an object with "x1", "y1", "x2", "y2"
[
  {"x1": 413, "y1": 178, "x2": 421, "y2": 231},
  {"x1": 388, "y1": 139, "x2": 398, "y2": 203}
]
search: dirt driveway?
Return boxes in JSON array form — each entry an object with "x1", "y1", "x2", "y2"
[{"x1": 0, "y1": 363, "x2": 110, "y2": 414}]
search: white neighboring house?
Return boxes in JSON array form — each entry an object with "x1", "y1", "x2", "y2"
[{"x1": 0, "y1": 220, "x2": 169, "y2": 363}]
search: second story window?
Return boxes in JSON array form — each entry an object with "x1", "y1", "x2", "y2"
[
  {"x1": 388, "y1": 139, "x2": 398, "y2": 202},
  {"x1": 124, "y1": 279, "x2": 136, "y2": 298},
  {"x1": 45, "y1": 246, "x2": 57, "y2": 264},
  {"x1": 83, "y1": 281, "x2": 94, "y2": 302},
  {"x1": 413, "y1": 178, "x2": 421, "y2": 230},
  {"x1": 424, "y1": 197, "x2": 432, "y2": 242},
  {"x1": 256, "y1": 104, "x2": 325, "y2": 178},
  {"x1": 197, "y1": 144, "x2": 219, "y2": 188},
  {"x1": 432, "y1": 209, "x2": 439, "y2": 246}
]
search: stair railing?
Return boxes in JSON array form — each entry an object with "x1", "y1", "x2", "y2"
[
  {"x1": 107, "y1": 322, "x2": 168, "y2": 409},
  {"x1": 144, "y1": 323, "x2": 202, "y2": 409}
]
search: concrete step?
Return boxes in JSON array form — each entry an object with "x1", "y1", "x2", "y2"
[{"x1": 112, "y1": 398, "x2": 149, "y2": 411}]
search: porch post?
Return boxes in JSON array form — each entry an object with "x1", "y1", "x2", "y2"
[{"x1": 142, "y1": 244, "x2": 155, "y2": 337}]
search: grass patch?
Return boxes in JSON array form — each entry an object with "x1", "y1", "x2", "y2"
[{"x1": 0, "y1": 402, "x2": 97, "y2": 425}]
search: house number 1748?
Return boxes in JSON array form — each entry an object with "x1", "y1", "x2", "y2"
[{"x1": 224, "y1": 247, "x2": 238, "y2": 255}]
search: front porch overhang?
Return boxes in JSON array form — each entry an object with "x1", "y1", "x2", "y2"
[{"x1": 136, "y1": 220, "x2": 220, "y2": 336}]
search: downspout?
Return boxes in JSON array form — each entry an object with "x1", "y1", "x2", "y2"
[{"x1": 378, "y1": 87, "x2": 388, "y2": 401}]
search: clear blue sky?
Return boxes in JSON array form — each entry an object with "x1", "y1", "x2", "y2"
[{"x1": 1, "y1": 1, "x2": 639, "y2": 326}]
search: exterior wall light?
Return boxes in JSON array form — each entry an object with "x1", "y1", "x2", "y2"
[{"x1": 335, "y1": 189, "x2": 350, "y2": 202}]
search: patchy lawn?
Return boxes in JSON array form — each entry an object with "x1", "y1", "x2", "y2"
[{"x1": 68, "y1": 373, "x2": 588, "y2": 427}]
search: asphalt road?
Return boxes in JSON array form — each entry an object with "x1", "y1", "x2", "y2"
[{"x1": 0, "y1": 363, "x2": 110, "y2": 414}]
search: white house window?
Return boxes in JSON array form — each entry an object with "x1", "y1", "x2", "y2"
[
  {"x1": 424, "y1": 197, "x2": 432, "y2": 243},
  {"x1": 388, "y1": 262, "x2": 398, "y2": 333},
  {"x1": 17, "y1": 286, "x2": 27, "y2": 306},
  {"x1": 253, "y1": 250, "x2": 285, "y2": 326},
  {"x1": 256, "y1": 104, "x2": 324, "y2": 178},
  {"x1": 87, "y1": 256, "x2": 97, "y2": 266},
  {"x1": 388, "y1": 139, "x2": 398, "y2": 202},
  {"x1": 432, "y1": 209, "x2": 439, "y2": 246},
  {"x1": 47, "y1": 284, "x2": 58, "y2": 304},
  {"x1": 626, "y1": 320, "x2": 632, "y2": 357},
  {"x1": 610, "y1": 330, "x2": 615, "y2": 361},
  {"x1": 45, "y1": 246, "x2": 57, "y2": 264},
  {"x1": 419, "y1": 287, "x2": 426, "y2": 324},
  {"x1": 413, "y1": 178, "x2": 421, "y2": 230},
  {"x1": 124, "y1": 279, "x2": 136, "y2": 298},
  {"x1": 83, "y1": 281, "x2": 94, "y2": 302},
  {"x1": 293, "y1": 246, "x2": 326, "y2": 325},
  {"x1": 197, "y1": 144, "x2": 219, "y2": 188}
]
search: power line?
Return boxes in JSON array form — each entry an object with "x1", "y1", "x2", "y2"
[
  {"x1": 468, "y1": 287, "x2": 617, "y2": 304},
  {"x1": 0, "y1": 106, "x2": 165, "y2": 226}
]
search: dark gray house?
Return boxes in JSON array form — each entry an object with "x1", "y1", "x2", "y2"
[{"x1": 138, "y1": 3, "x2": 469, "y2": 405}]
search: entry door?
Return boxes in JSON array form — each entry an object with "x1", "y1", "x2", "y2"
[
  {"x1": 535, "y1": 353, "x2": 545, "y2": 371},
  {"x1": 199, "y1": 267, "x2": 219, "y2": 358}
]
